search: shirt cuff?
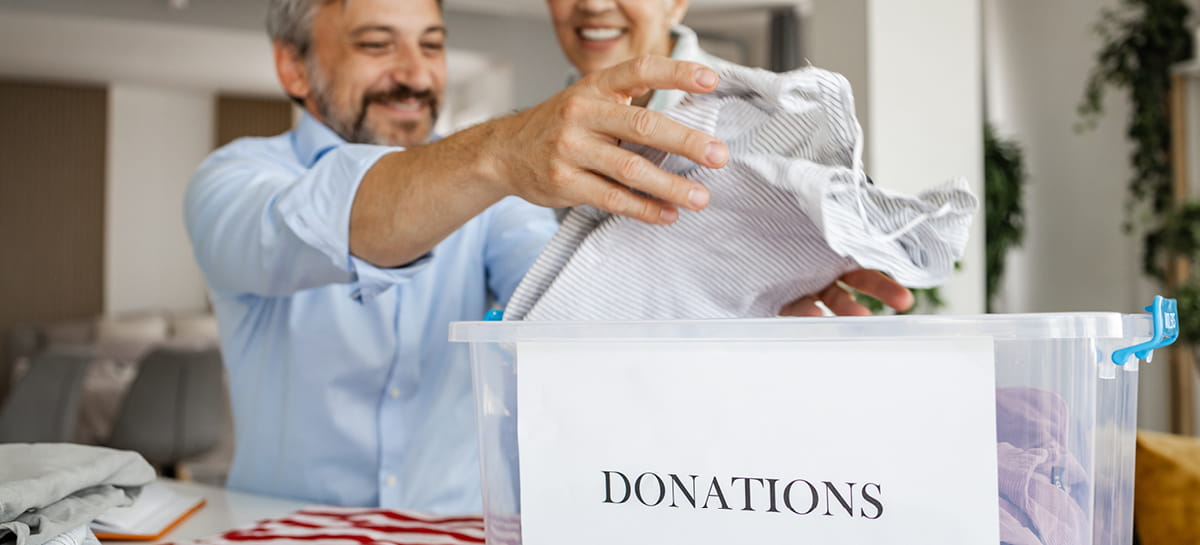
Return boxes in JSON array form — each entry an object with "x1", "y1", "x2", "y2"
[
  {"x1": 275, "y1": 143, "x2": 431, "y2": 301},
  {"x1": 348, "y1": 253, "x2": 433, "y2": 301}
]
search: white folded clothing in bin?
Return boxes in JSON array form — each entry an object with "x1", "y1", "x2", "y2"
[{"x1": 504, "y1": 61, "x2": 977, "y2": 321}]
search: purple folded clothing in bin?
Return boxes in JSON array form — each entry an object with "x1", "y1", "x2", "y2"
[{"x1": 997, "y1": 388, "x2": 1089, "y2": 545}]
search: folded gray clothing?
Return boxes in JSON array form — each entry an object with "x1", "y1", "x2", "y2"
[
  {"x1": 0, "y1": 444, "x2": 155, "y2": 545},
  {"x1": 505, "y1": 61, "x2": 977, "y2": 321},
  {"x1": 38, "y1": 527, "x2": 98, "y2": 545}
]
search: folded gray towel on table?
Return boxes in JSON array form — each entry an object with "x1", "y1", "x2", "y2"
[
  {"x1": 0, "y1": 443, "x2": 154, "y2": 545},
  {"x1": 37, "y1": 526, "x2": 98, "y2": 545}
]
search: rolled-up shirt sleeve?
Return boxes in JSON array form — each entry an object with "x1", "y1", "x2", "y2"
[{"x1": 185, "y1": 142, "x2": 431, "y2": 300}]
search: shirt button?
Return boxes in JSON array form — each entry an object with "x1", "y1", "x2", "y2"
[
  {"x1": 389, "y1": 387, "x2": 401, "y2": 399},
  {"x1": 385, "y1": 475, "x2": 396, "y2": 487}
]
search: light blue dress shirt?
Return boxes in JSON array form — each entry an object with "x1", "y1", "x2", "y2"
[{"x1": 184, "y1": 113, "x2": 556, "y2": 513}]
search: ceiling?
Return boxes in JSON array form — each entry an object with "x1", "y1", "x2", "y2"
[
  {"x1": 0, "y1": 0, "x2": 798, "y2": 31},
  {"x1": 448, "y1": 0, "x2": 795, "y2": 18}
]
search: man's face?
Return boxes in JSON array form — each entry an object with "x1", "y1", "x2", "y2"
[
  {"x1": 547, "y1": 0, "x2": 688, "y2": 77},
  {"x1": 304, "y1": 0, "x2": 446, "y2": 147}
]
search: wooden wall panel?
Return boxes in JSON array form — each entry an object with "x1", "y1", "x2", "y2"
[
  {"x1": 1170, "y1": 74, "x2": 1195, "y2": 436},
  {"x1": 215, "y1": 95, "x2": 293, "y2": 149},
  {"x1": 0, "y1": 79, "x2": 107, "y2": 400}
]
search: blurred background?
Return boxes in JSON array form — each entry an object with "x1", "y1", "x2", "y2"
[{"x1": 0, "y1": 0, "x2": 1197, "y2": 485}]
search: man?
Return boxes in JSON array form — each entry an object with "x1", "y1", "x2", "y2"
[{"x1": 185, "y1": 0, "x2": 911, "y2": 514}]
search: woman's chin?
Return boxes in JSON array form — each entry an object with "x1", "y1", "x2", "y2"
[{"x1": 575, "y1": 57, "x2": 628, "y2": 77}]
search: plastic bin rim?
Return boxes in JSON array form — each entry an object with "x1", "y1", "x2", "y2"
[{"x1": 449, "y1": 312, "x2": 1154, "y2": 343}]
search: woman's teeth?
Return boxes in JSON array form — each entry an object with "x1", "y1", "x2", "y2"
[{"x1": 579, "y1": 27, "x2": 624, "y2": 41}]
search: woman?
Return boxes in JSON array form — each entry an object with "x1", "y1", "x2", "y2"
[
  {"x1": 549, "y1": 0, "x2": 705, "y2": 109},
  {"x1": 544, "y1": 0, "x2": 915, "y2": 316}
]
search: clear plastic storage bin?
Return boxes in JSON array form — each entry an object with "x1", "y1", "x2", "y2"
[{"x1": 450, "y1": 300, "x2": 1177, "y2": 545}]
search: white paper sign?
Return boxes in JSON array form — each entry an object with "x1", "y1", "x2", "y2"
[{"x1": 517, "y1": 338, "x2": 998, "y2": 545}]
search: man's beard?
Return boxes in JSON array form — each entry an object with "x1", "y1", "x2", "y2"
[{"x1": 308, "y1": 62, "x2": 440, "y2": 146}]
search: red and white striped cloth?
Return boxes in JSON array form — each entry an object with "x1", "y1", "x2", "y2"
[{"x1": 170, "y1": 508, "x2": 485, "y2": 545}]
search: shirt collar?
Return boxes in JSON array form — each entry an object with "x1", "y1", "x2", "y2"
[
  {"x1": 292, "y1": 111, "x2": 346, "y2": 168},
  {"x1": 666, "y1": 24, "x2": 705, "y2": 65},
  {"x1": 645, "y1": 25, "x2": 708, "y2": 113}
]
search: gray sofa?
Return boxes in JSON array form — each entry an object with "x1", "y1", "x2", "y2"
[{"x1": 0, "y1": 312, "x2": 234, "y2": 484}]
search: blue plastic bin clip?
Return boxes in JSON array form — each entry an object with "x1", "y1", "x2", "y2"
[
  {"x1": 1111, "y1": 295, "x2": 1179, "y2": 366},
  {"x1": 484, "y1": 309, "x2": 505, "y2": 321}
]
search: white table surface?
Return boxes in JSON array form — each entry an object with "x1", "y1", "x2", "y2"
[{"x1": 101, "y1": 478, "x2": 310, "y2": 544}]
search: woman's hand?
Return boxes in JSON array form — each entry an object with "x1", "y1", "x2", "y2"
[{"x1": 780, "y1": 270, "x2": 914, "y2": 316}]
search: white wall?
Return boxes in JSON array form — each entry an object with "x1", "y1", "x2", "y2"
[
  {"x1": 983, "y1": 0, "x2": 1152, "y2": 317},
  {"x1": 442, "y1": 9, "x2": 571, "y2": 109},
  {"x1": 869, "y1": 0, "x2": 985, "y2": 315},
  {"x1": 106, "y1": 85, "x2": 213, "y2": 315},
  {"x1": 807, "y1": 0, "x2": 986, "y2": 315},
  {"x1": 437, "y1": 59, "x2": 515, "y2": 134},
  {"x1": 0, "y1": 10, "x2": 279, "y2": 96}
]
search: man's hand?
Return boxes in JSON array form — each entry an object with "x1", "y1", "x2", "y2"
[
  {"x1": 780, "y1": 270, "x2": 914, "y2": 317},
  {"x1": 484, "y1": 55, "x2": 730, "y2": 225}
]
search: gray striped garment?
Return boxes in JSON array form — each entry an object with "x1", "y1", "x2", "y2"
[{"x1": 505, "y1": 61, "x2": 978, "y2": 321}]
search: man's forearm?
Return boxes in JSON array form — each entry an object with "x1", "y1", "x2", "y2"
[
  {"x1": 349, "y1": 56, "x2": 729, "y2": 268},
  {"x1": 349, "y1": 119, "x2": 509, "y2": 268}
]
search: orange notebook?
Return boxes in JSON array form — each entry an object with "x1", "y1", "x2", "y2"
[{"x1": 91, "y1": 482, "x2": 206, "y2": 541}]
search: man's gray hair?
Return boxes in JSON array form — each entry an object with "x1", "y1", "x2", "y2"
[
  {"x1": 266, "y1": 0, "x2": 442, "y2": 57},
  {"x1": 267, "y1": 0, "x2": 336, "y2": 57}
]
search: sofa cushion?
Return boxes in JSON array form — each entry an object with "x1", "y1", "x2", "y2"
[{"x1": 96, "y1": 314, "x2": 169, "y2": 364}]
